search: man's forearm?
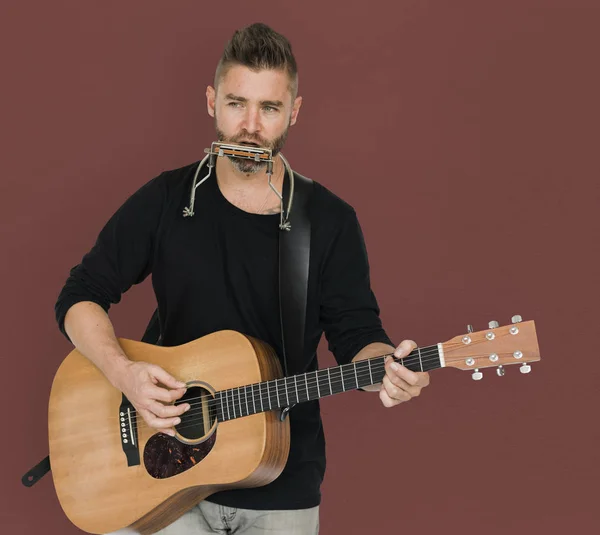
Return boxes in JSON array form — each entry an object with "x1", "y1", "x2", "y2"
[
  {"x1": 352, "y1": 342, "x2": 395, "y2": 392},
  {"x1": 63, "y1": 301, "x2": 131, "y2": 390}
]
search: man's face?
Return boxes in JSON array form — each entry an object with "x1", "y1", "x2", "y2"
[{"x1": 207, "y1": 65, "x2": 302, "y2": 174}]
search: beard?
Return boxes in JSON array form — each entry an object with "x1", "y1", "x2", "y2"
[{"x1": 214, "y1": 114, "x2": 290, "y2": 174}]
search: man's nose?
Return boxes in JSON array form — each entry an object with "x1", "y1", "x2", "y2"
[{"x1": 242, "y1": 106, "x2": 261, "y2": 134}]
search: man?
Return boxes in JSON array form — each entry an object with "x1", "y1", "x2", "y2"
[{"x1": 55, "y1": 22, "x2": 430, "y2": 534}]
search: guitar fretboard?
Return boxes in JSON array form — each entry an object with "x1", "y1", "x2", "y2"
[{"x1": 215, "y1": 345, "x2": 441, "y2": 422}]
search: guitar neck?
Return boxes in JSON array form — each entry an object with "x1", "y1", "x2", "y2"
[{"x1": 215, "y1": 344, "x2": 442, "y2": 422}]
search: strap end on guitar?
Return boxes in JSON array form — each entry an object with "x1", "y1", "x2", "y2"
[
  {"x1": 279, "y1": 404, "x2": 296, "y2": 422},
  {"x1": 21, "y1": 455, "x2": 51, "y2": 487}
]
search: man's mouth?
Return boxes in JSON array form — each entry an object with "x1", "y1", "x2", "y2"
[{"x1": 237, "y1": 141, "x2": 260, "y2": 147}]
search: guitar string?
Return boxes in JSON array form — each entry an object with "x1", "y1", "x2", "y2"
[
  {"x1": 120, "y1": 346, "x2": 438, "y2": 420},
  {"x1": 123, "y1": 348, "x2": 442, "y2": 429},
  {"x1": 134, "y1": 349, "x2": 526, "y2": 435},
  {"x1": 121, "y1": 349, "x2": 444, "y2": 431},
  {"x1": 118, "y1": 346, "x2": 440, "y2": 425},
  {"x1": 109, "y1": 351, "x2": 525, "y2": 440}
]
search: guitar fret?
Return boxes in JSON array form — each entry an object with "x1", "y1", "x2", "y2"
[
  {"x1": 267, "y1": 381, "x2": 272, "y2": 410},
  {"x1": 294, "y1": 375, "x2": 298, "y2": 403},
  {"x1": 244, "y1": 387, "x2": 249, "y2": 416},
  {"x1": 305, "y1": 373, "x2": 310, "y2": 400},
  {"x1": 238, "y1": 387, "x2": 243, "y2": 417},
  {"x1": 417, "y1": 348, "x2": 423, "y2": 372},
  {"x1": 336, "y1": 367, "x2": 343, "y2": 394},
  {"x1": 227, "y1": 390, "x2": 232, "y2": 420},
  {"x1": 354, "y1": 360, "x2": 366, "y2": 389},
  {"x1": 327, "y1": 368, "x2": 332, "y2": 396},
  {"x1": 251, "y1": 384, "x2": 256, "y2": 414},
  {"x1": 275, "y1": 379, "x2": 283, "y2": 409},
  {"x1": 284, "y1": 377, "x2": 289, "y2": 407},
  {"x1": 368, "y1": 359, "x2": 373, "y2": 384},
  {"x1": 316, "y1": 371, "x2": 320, "y2": 398},
  {"x1": 259, "y1": 383, "x2": 264, "y2": 412}
]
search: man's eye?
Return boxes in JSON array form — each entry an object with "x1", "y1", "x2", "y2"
[
  {"x1": 228, "y1": 102, "x2": 242, "y2": 108},
  {"x1": 263, "y1": 106, "x2": 278, "y2": 113}
]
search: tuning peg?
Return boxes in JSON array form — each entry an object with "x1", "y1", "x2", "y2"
[
  {"x1": 488, "y1": 320, "x2": 499, "y2": 329},
  {"x1": 496, "y1": 365, "x2": 505, "y2": 376},
  {"x1": 472, "y1": 368, "x2": 483, "y2": 380},
  {"x1": 520, "y1": 363, "x2": 531, "y2": 374},
  {"x1": 511, "y1": 315, "x2": 523, "y2": 323},
  {"x1": 467, "y1": 325, "x2": 474, "y2": 333}
]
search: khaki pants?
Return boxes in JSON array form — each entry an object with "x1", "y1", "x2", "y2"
[{"x1": 110, "y1": 500, "x2": 319, "y2": 535}]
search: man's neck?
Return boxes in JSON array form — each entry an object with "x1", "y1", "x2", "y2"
[
  {"x1": 215, "y1": 154, "x2": 286, "y2": 214},
  {"x1": 215, "y1": 154, "x2": 285, "y2": 192}
]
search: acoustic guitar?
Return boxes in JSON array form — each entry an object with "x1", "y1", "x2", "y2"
[{"x1": 48, "y1": 316, "x2": 540, "y2": 534}]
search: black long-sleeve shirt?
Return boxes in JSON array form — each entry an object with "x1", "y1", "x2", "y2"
[{"x1": 55, "y1": 161, "x2": 393, "y2": 510}]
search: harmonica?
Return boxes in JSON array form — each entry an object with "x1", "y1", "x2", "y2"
[{"x1": 204, "y1": 142, "x2": 273, "y2": 163}]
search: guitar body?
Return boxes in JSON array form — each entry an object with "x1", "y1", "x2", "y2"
[{"x1": 48, "y1": 330, "x2": 290, "y2": 535}]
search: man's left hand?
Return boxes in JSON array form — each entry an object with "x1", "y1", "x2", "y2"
[{"x1": 380, "y1": 339, "x2": 430, "y2": 408}]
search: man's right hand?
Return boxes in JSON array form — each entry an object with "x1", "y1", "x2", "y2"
[{"x1": 115, "y1": 361, "x2": 190, "y2": 436}]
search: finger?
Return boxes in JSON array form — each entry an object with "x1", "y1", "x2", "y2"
[
  {"x1": 382, "y1": 375, "x2": 412, "y2": 402},
  {"x1": 394, "y1": 339, "x2": 417, "y2": 358},
  {"x1": 379, "y1": 386, "x2": 400, "y2": 408},
  {"x1": 137, "y1": 408, "x2": 178, "y2": 435},
  {"x1": 384, "y1": 369, "x2": 422, "y2": 397},
  {"x1": 147, "y1": 400, "x2": 190, "y2": 419},
  {"x1": 397, "y1": 370, "x2": 430, "y2": 388},
  {"x1": 146, "y1": 384, "x2": 187, "y2": 404},
  {"x1": 386, "y1": 358, "x2": 420, "y2": 387},
  {"x1": 149, "y1": 365, "x2": 187, "y2": 390}
]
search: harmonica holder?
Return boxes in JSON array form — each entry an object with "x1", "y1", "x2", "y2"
[{"x1": 183, "y1": 142, "x2": 294, "y2": 231}]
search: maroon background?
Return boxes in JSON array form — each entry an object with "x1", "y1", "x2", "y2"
[{"x1": 1, "y1": 1, "x2": 599, "y2": 534}]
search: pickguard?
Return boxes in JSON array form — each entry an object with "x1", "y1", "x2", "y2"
[{"x1": 143, "y1": 432, "x2": 217, "y2": 479}]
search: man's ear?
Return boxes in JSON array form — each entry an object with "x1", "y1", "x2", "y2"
[
  {"x1": 206, "y1": 86, "x2": 216, "y2": 118},
  {"x1": 290, "y1": 95, "x2": 303, "y2": 126}
]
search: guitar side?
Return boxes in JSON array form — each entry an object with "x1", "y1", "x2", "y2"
[{"x1": 48, "y1": 330, "x2": 290, "y2": 535}]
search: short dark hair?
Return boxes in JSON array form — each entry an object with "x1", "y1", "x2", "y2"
[{"x1": 214, "y1": 23, "x2": 298, "y2": 99}]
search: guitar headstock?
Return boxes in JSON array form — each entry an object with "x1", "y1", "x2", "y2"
[{"x1": 440, "y1": 316, "x2": 540, "y2": 379}]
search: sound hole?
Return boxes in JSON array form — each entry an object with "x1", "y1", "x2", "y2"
[
  {"x1": 143, "y1": 385, "x2": 218, "y2": 479},
  {"x1": 175, "y1": 385, "x2": 218, "y2": 441}
]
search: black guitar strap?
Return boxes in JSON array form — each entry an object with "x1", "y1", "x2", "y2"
[
  {"x1": 22, "y1": 167, "x2": 314, "y2": 486},
  {"x1": 279, "y1": 171, "x2": 313, "y2": 373},
  {"x1": 278, "y1": 170, "x2": 313, "y2": 419}
]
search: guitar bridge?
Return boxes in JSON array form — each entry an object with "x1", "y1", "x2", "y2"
[{"x1": 119, "y1": 394, "x2": 140, "y2": 467}]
